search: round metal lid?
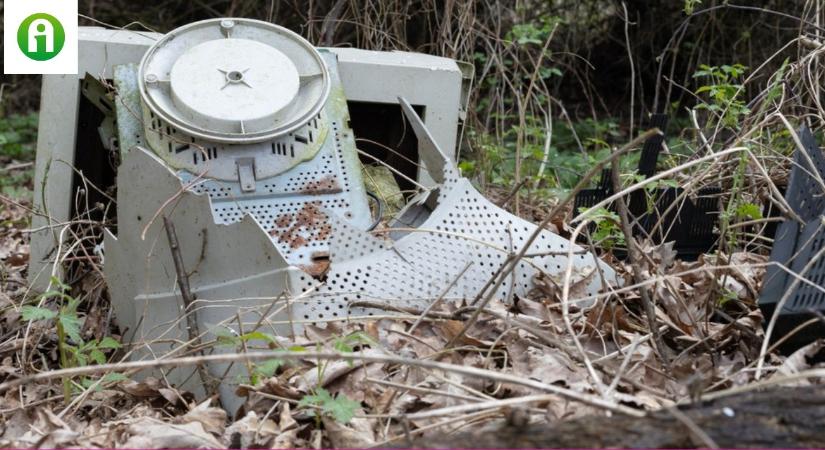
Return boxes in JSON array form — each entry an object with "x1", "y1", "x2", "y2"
[{"x1": 139, "y1": 18, "x2": 330, "y2": 144}]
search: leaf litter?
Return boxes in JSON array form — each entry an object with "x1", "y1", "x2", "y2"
[{"x1": 0, "y1": 185, "x2": 822, "y2": 448}]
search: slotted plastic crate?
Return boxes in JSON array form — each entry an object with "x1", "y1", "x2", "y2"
[
  {"x1": 574, "y1": 114, "x2": 720, "y2": 260},
  {"x1": 759, "y1": 126, "x2": 825, "y2": 351}
]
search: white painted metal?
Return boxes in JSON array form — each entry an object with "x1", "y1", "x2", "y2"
[
  {"x1": 104, "y1": 146, "x2": 296, "y2": 414},
  {"x1": 103, "y1": 104, "x2": 618, "y2": 412},
  {"x1": 28, "y1": 75, "x2": 81, "y2": 288},
  {"x1": 115, "y1": 52, "x2": 371, "y2": 270},
  {"x1": 331, "y1": 48, "x2": 465, "y2": 185},
  {"x1": 29, "y1": 26, "x2": 467, "y2": 290},
  {"x1": 289, "y1": 100, "x2": 618, "y2": 322},
  {"x1": 30, "y1": 20, "x2": 619, "y2": 414},
  {"x1": 139, "y1": 19, "x2": 330, "y2": 144}
]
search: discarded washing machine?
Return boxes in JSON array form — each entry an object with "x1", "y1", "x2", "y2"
[{"x1": 29, "y1": 19, "x2": 617, "y2": 411}]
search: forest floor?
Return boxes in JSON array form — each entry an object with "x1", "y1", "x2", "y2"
[
  {"x1": 3, "y1": 2, "x2": 825, "y2": 444},
  {"x1": 1, "y1": 134, "x2": 823, "y2": 448}
]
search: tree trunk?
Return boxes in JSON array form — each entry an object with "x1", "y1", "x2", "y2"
[{"x1": 411, "y1": 386, "x2": 825, "y2": 448}]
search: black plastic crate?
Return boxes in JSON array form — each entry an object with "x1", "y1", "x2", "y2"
[
  {"x1": 759, "y1": 126, "x2": 825, "y2": 351},
  {"x1": 574, "y1": 114, "x2": 720, "y2": 260}
]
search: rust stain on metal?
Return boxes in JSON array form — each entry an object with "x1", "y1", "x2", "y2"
[
  {"x1": 302, "y1": 251, "x2": 331, "y2": 278},
  {"x1": 269, "y1": 201, "x2": 330, "y2": 249},
  {"x1": 316, "y1": 223, "x2": 332, "y2": 241},
  {"x1": 275, "y1": 214, "x2": 291, "y2": 228},
  {"x1": 300, "y1": 175, "x2": 342, "y2": 195}
]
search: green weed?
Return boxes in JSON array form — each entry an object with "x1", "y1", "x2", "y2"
[{"x1": 21, "y1": 277, "x2": 122, "y2": 402}]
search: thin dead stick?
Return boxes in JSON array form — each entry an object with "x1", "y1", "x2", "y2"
[
  {"x1": 694, "y1": 368, "x2": 825, "y2": 404},
  {"x1": 533, "y1": 110, "x2": 553, "y2": 191},
  {"x1": 621, "y1": 2, "x2": 636, "y2": 137},
  {"x1": 140, "y1": 163, "x2": 212, "y2": 241},
  {"x1": 604, "y1": 336, "x2": 643, "y2": 396},
  {"x1": 349, "y1": 301, "x2": 454, "y2": 320},
  {"x1": 497, "y1": 179, "x2": 529, "y2": 208},
  {"x1": 446, "y1": 128, "x2": 660, "y2": 349},
  {"x1": 0, "y1": 162, "x2": 33, "y2": 173},
  {"x1": 403, "y1": 393, "x2": 559, "y2": 420},
  {"x1": 665, "y1": 406, "x2": 719, "y2": 449},
  {"x1": 408, "y1": 261, "x2": 473, "y2": 333},
  {"x1": 371, "y1": 409, "x2": 497, "y2": 448},
  {"x1": 364, "y1": 377, "x2": 483, "y2": 403},
  {"x1": 558, "y1": 220, "x2": 609, "y2": 394},
  {"x1": 609, "y1": 149, "x2": 671, "y2": 368},
  {"x1": 163, "y1": 216, "x2": 198, "y2": 342},
  {"x1": 0, "y1": 351, "x2": 643, "y2": 417},
  {"x1": 162, "y1": 216, "x2": 218, "y2": 403}
]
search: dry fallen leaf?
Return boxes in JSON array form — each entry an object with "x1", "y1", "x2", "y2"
[
  {"x1": 121, "y1": 417, "x2": 224, "y2": 449},
  {"x1": 775, "y1": 339, "x2": 825, "y2": 383},
  {"x1": 177, "y1": 398, "x2": 227, "y2": 436},
  {"x1": 272, "y1": 402, "x2": 301, "y2": 449},
  {"x1": 222, "y1": 411, "x2": 279, "y2": 448},
  {"x1": 322, "y1": 416, "x2": 377, "y2": 448}
]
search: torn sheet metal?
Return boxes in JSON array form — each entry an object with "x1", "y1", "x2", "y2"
[
  {"x1": 289, "y1": 99, "x2": 619, "y2": 323},
  {"x1": 114, "y1": 53, "x2": 371, "y2": 270},
  {"x1": 106, "y1": 100, "x2": 618, "y2": 412},
  {"x1": 104, "y1": 147, "x2": 296, "y2": 411},
  {"x1": 104, "y1": 19, "x2": 618, "y2": 413}
]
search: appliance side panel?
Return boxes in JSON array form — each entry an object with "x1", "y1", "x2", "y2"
[
  {"x1": 328, "y1": 48, "x2": 463, "y2": 185},
  {"x1": 28, "y1": 75, "x2": 81, "y2": 290}
]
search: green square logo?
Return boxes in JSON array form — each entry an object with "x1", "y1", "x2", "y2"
[{"x1": 17, "y1": 13, "x2": 65, "y2": 61}]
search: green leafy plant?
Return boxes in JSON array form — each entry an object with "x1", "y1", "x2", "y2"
[
  {"x1": 0, "y1": 113, "x2": 38, "y2": 200},
  {"x1": 718, "y1": 152, "x2": 752, "y2": 252},
  {"x1": 332, "y1": 331, "x2": 373, "y2": 355},
  {"x1": 213, "y1": 326, "x2": 297, "y2": 385},
  {"x1": 578, "y1": 206, "x2": 625, "y2": 251},
  {"x1": 245, "y1": 358, "x2": 283, "y2": 386},
  {"x1": 465, "y1": 116, "x2": 629, "y2": 193},
  {"x1": 693, "y1": 64, "x2": 750, "y2": 129},
  {"x1": 684, "y1": 0, "x2": 702, "y2": 15},
  {"x1": 299, "y1": 387, "x2": 361, "y2": 424},
  {"x1": 735, "y1": 202, "x2": 763, "y2": 221},
  {"x1": 718, "y1": 287, "x2": 739, "y2": 308},
  {"x1": 507, "y1": 17, "x2": 561, "y2": 51},
  {"x1": 0, "y1": 113, "x2": 38, "y2": 160},
  {"x1": 297, "y1": 332, "x2": 373, "y2": 424},
  {"x1": 21, "y1": 277, "x2": 122, "y2": 402}
]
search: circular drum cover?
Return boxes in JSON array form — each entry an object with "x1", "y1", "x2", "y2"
[{"x1": 139, "y1": 18, "x2": 330, "y2": 144}]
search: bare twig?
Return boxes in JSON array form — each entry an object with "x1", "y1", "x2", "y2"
[
  {"x1": 408, "y1": 261, "x2": 473, "y2": 333},
  {"x1": 0, "y1": 350, "x2": 644, "y2": 417},
  {"x1": 162, "y1": 216, "x2": 218, "y2": 404},
  {"x1": 609, "y1": 141, "x2": 671, "y2": 368},
  {"x1": 447, "y1": 129, "x2": 660, "y2": 349}
]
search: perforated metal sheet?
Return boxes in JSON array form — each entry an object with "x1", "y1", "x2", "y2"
[
  {"x1": 117, "y1": 53, "x2": 370, "y2": 270},
  {"x1": 107, "y1": 88, "x2": 621, "y2": 412},
  {"x1": 178, "y1": 106, "x2": 370, "y2": 268},
  {"x1": 284, "y1": 99, "x2": 619, "y2": 323},
  {"x1": 286, "y1": 177, "x2": 618, "y2": 323},
  {"x1": 145, "y1": 110, "x2": 329, "y2": 180}
]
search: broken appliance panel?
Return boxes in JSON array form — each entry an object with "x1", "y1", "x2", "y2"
[{"x1": 33, "y1": 18, "x2": 620, "y2": 412}]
